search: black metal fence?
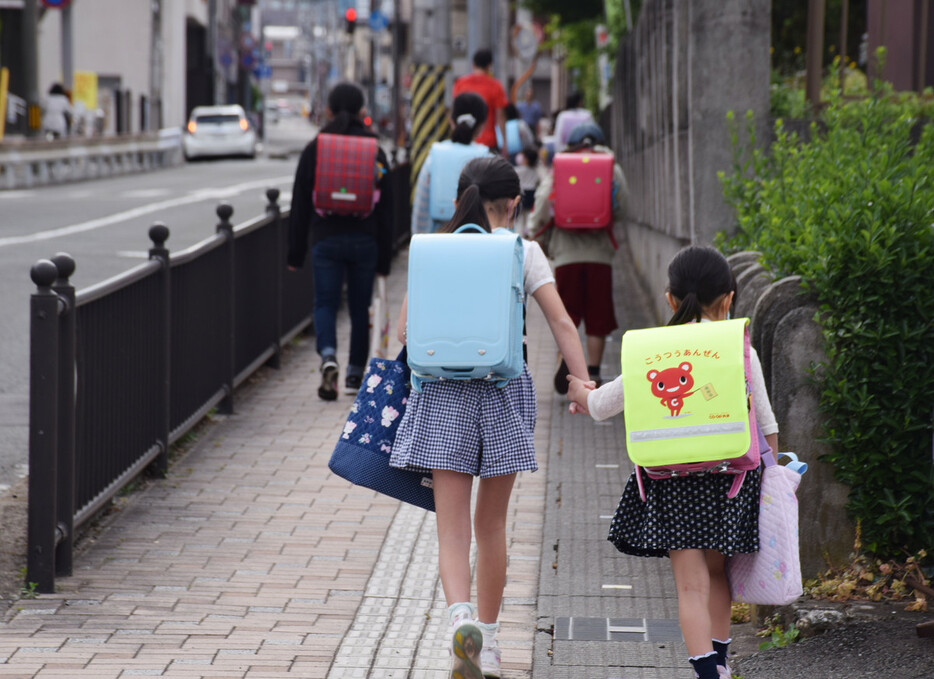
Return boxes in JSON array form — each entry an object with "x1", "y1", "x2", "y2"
[{"x1": 26, "y1": 190, "x2": 316, "y2": 592}]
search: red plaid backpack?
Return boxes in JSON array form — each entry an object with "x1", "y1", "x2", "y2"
[{"x1": 313, "y1": 133, "x2": 381, "y2": 218}]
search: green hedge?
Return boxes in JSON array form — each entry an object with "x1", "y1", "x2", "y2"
[{"x1": 718, "y1": 92, "x2": 934, "y2": 560}]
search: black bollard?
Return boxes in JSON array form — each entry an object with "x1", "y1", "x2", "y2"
[
  {"x1": 50, "y1": 252, "x2": 76, "y2": 578},
  {"x1": 27, "y1": 260, "x2": 63, "y2": 593}
]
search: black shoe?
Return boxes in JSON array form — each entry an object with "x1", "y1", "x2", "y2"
[
  {"x1": 553, "y1": 359, "x2": 569, "y2": 395},
  {"x1": 318, "y1": 358, "x2": 339, "y2": 401},
  {"x1": 344, "y1": 374, "x2": 362, "y2": 395}
]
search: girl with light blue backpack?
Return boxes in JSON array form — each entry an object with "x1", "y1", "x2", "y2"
[
  {"x1": 391, "y1": 156, "x2": 589, "y2": 679},
  {"x1": 411, "y1": 93, "x2": 492, "y2": 235}
]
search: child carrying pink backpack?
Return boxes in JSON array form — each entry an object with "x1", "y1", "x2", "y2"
[{"x1": 568, "y1": 246, "x2": 780, "y2": 679}]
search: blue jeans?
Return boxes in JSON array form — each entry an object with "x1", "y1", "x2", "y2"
[{"x1": 311, "y1": 232, "x2": 378, "y2": 373}]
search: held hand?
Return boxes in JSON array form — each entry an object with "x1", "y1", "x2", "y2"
[{"x1": 566, "y1": 376, "x2": 596, "y2": 415}]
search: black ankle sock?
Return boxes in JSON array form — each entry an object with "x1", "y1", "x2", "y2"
[
  {"x1": 587, "y1": 365, "x2": 600, "y2": 377},
  {"x1": 712, "y1": 638, "x2": 731, "y2": 668},
  {"x1": 689, "y1": 651, "x2": 719, "y2": 679}
]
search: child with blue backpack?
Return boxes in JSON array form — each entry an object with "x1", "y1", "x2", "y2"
[
  {"x1": 411, "y1": 92, "x2": 491, "y2": 235},
  {"x1": 567, "y1": 246, "x2": 780, "y2": 679},
  {"x1": 391, "y1": 156, "x2": 589, "y2": 679}
]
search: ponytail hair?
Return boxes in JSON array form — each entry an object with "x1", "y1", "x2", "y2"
[
  {"x1": 441, "y1": 184, "x2": 492, "y2": 233},
  {"x1": 321, "y1": 82, "x2": 367, "y2": 135},
  {"x1": 439, "y1": 156, "x2": 520, "y2": 233},
  {"x1": 666, "y1": 245, "x2": 734, "y2": 326},
  {"x1": 449, "y1": 92, "x2": 488, "y2": 145}
]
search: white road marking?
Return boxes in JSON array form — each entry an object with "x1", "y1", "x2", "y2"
[
  {"x1": 120, "y1": 189, "x2": 173, "y2": 199},
  {"x1": 0, "y1": 176, "x2": 292, "y2": 249},
  {"x1": 116, "y1": 251, "x2": 149, "y2": 259}
]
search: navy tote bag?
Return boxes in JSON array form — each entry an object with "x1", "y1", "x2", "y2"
[{"x1": 328, "y1": 348, "x2": 435, "y2": 511}]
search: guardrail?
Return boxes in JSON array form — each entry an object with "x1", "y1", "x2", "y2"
[
  {"x1": 26, "y1": 190, "x2": 313, "y2": 592},
  {"x1": 0, "y1": 129, "x2": 183, "y2": 190}
]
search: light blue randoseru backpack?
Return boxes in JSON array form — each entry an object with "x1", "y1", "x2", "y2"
[
  {"x1": 427, "y1": 141, "x2": 490, "y2": 223},
  {"x1": 407, "y1": 224, "x2": 525, "y2": 393}
]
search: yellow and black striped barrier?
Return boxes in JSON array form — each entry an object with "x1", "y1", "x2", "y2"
[
  {"x1": 409, "y1": 63, "x2": 449, "y2": 202},
  {"x1": 28, "y1": 104, "x2": 42, "y2": 133}
]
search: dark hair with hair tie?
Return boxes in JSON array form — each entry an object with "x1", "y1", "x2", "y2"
[
  {"x1": 450, "y1": 92, "x2": 488, "y2": 145},
  {"x1": 440, "y1": 156, "x2": 520, "y2": 234},
  {"x1": 666, "y1": 245, "x2": 734, "y2": 326},
  {"x1": 322, "y1": 82, "x2": 367, "y2": 135}
]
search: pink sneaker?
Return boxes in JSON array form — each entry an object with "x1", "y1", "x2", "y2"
[{"x1": 717, "y1": 664, "x2": 732, "y2": 678}]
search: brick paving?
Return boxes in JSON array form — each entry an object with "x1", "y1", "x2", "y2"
[{"x1": 0, "y1": 240, "x2": 692, "y2": 679}]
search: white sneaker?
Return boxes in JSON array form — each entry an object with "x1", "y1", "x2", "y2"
[
  {"x1": 480, "y1": 642, "x2": 501, "y2": 678},
  {"x1": 451, "y1": 620, "x2": 484, "y2": 679},
  {"x1": 717, "y1": 664, "x2": 732, "y2": 679}
]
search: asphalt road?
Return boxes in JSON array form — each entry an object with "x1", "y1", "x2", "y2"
[{"x1": 0, "y1": 117, "x2": 314, "y2": 494}]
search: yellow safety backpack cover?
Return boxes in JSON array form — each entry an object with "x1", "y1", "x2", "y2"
[{"x1": 620, "y1": 318, "x2": 753, "y2": 469}]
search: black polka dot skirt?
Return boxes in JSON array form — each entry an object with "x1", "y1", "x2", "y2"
[{"x1": 607, "y1": 467, "x2": 762, "y2": 558}]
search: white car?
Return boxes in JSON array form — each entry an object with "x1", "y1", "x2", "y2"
[{"x1": 183, "y1": 104, "x2": 257, "y2": 160}]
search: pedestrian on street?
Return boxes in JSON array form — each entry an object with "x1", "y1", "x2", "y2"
[
  {"x1": 410, "y1": 92, "x2": 491, "y2": 235},
  {"x1": 287, "y1": 83, "x2": 394, "y2": 401},
  {"x1": 567, "y1": 245, "x2": 780, "y2": 679},
  {"x1": 528, "y1": 122, "x2": 627, "y2": 390},
  {"x1": 552, "y1": 91, "x2": 594, "y2": 153},
  {"x1": 501, "y1": 103, "x2": 535, "y2": 163},
  {"x1": 42, "y1": 83, "x2": 72, "y2": 139},
  {"x1": 515, "y1": 86, "x2": 543, "y2": 139},
  {"x1": 453, "y1": 49, "x2": 509, "y2": 154},
  {"x1": 390, "y1": 156, "x2": 589, "y2": 679}
]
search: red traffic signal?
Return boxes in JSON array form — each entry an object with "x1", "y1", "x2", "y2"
[{"x1": 345, "y1": 7, "x2": 357, "y2": 22}]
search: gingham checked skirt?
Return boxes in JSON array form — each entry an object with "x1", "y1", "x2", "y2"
[{"x1": 389, "y1": 365, "x2": 538, "y2": 478}]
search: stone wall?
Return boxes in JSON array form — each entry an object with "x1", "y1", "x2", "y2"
[
  {"x1": 728, "y1": 252, "x2": 855, "y2": 578},
  {"x1": 611, "y1": 0, "x2": 770, "y2": 319}
]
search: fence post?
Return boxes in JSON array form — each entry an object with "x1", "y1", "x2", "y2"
[
  {"x1": 148, "y1": 223, "x2": 171, "y2": 475},
  {"x1": 27, "y1": 259, "x2": 62, "y2": 593},
  {"x1": 267, "y1": 188, "x2": 282, "y2": 369},
  {"x1": 216, "y1": 202, "x2": 235, "y2": 414},
  {"x1": 50, "y1": 253, "x2": 76, "y2": 578}
]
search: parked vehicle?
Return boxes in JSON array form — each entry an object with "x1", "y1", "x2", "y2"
[{"x1": 183, "y1": 104, "x2": 257, "y2": 160}]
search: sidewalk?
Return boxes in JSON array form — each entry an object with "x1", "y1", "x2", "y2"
[{"x1": 0, "y1": 239, "x2": 694, "y2": 679}]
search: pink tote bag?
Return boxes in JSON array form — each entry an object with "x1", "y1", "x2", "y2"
[{"x1": 727, "y1": 451, "x2": 807, "y2": 606}]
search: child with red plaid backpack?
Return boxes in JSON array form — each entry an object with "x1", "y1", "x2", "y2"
[{"x1": 287, "y1": 83, "x2": 394, "y2": 401}]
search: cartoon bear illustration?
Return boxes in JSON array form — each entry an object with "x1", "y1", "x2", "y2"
[{"x1": 646, "y1": 362, "x2": 695, "y2": 417}]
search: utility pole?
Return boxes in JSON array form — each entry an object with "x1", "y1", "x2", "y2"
[
  {"x1": 22, "y1": 0, "x2": 41, "y2": 137},
  {"x1": 805, "y1": 0, "x2": 825, "y2": 110},
  {"x1": 409, "y1": 0, "x2": 451, "y2": 190},
  {"x1": 467, "y1": 0, "x2": 492, "y2": 63},
  {"x1": 391, "y1": 0, "x2": 402, "y2": 146},
  {"x1": 61, "y1": 2, "x2": 74, "y2": 92},
  {"x1": 150, "y1": 0, "x2": 164, "y2": 130}
]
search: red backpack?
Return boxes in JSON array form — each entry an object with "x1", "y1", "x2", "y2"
[
  {"x1": 551, "y1": 151, "x2": 614, "y2": 229},
  {"x1": 313, "y1": 133, "x2": 380, "y2": 218}
]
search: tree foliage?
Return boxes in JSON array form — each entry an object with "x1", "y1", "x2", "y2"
[{"x1": 719, "y1": 89, "x2": 934, "y2": 561}]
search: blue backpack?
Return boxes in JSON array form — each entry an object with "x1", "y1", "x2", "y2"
[
  {"x1": 406, "y1": 224, "x2": 525, "y2": 392},
  {"x1": 427, "y1": 141, "x2": 490, "y2": 222},
  {"x1": 505, "y1": 119, "x2": 522, "y2": 155}
]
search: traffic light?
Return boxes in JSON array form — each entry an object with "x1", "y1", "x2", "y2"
[{"x1": 344, "y1": 7, "x2": 357, "y2": 34}]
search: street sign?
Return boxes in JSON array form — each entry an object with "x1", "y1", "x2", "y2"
[
  {"x1": 240, "y1": 32, "x2": 257, "y2": 52},
  {"x1": 369, "y1": 10, "x2": 388, "y2": 32},
  {"x1": 513, "y1": 25, "x2": 539, "y2": 62},
  {"x1": 41, "y1": 0, "x2": 71, "y2": 7},
  {"x1": 595, "y1": 24, "x2": 609, "y2": 49}
]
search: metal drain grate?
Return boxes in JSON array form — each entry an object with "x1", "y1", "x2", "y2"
[{"x1": 554, "y1": 617, "x2": 683, "y2": 642}]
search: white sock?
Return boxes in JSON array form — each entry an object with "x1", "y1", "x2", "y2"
[
  {"x1": 476, "y1": 621, "x2": 499, "y2": 648},
  {"x1": 447, "y1": 602, "x2": 475, "y2": 627}
]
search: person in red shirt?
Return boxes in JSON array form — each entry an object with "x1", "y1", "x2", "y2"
[{"x1": 453, "y1": 49, "x2": 508, "y2": 152}]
